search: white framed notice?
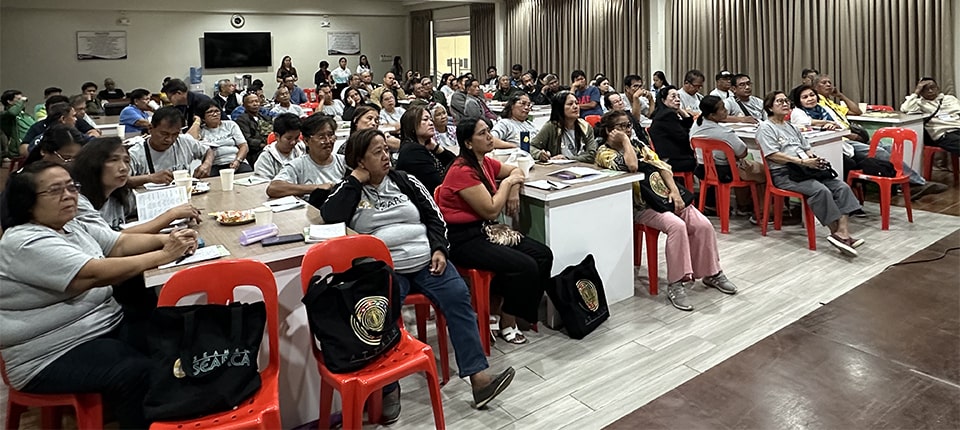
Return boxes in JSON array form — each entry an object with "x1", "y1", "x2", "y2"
[
  {"x1": 77, "y1": 31, "x2": 127, "y2": 60},
  {"x1": 327, "y1": 32, "x2": 361, "y2": 55}
]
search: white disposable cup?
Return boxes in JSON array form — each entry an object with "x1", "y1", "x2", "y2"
[
  {"x1": 117, "y1": 124, "x2": 126, "y2": 137},
  {"x1": 517, "y1": 157, "x2": 533, "y2": 177},
  {"x1": 858, "y1": 102, "x2": 867, "y2": 113},
  {"x1": 220, "y1": 169, "x2": 235, "y2": 191},
  {"x1": 253, "y1": 206, "x2": 273, "y2": 225},
  {"x1": 172, "y1": 170, "x2": 190, "y2": 181},
  {"x1": 174, "y1": 178, "x2": 192, "y2": 198}
]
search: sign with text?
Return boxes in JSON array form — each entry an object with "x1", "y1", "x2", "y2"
[
  {"x1": 77, "y1": 31, "x2": 127, "y2": 60},
  {"x1": 327, "y1": 32, "x2": 361, "y2": 55}
]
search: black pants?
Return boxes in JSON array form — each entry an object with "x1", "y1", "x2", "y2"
[
  {"x1": 209, "y1": 161, "x2": 253, "y2": 177},
  {"x1": 22, "y1": 318, "x2": 156, "y2": 429},
  {"x1": 447, "y1": 222, "x2": 553, "y2": 323},
  {"x1": 664, "y1": 157, "x2": 697, "y2": 173},
  {"x1": 932, "y1": 130, "x2": 960, "y2": 156}
]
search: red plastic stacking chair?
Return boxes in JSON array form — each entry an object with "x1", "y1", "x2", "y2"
[
  {"x1": 584, "y1": 115, "x2": 602, "y2": 127},
  {"x1": 759, "y1": 154, "x2": 817, "y2": 250},
  {"x1": 2, "y1": 356, "x2": 103, "y2": 430},
  {"x1": 304, "y1": 88, "x2": 317, "y2": 103},
  {"x1": 456, "y1": 268, "x2": 494, "y2": 356},
  {"x1": 266, "y1": 132, "x2": 277, "y2": 145},
  {"x1": 691, "y1": 137, "x2": 762, "y2": 233},
  {"x1": 632, "y1": 223, "x2": 661, "y2": 295},
  {"x1": 922, "y1": 146, "x2": 960, "y2": 186},
  {"x1": 151, "y1": 259, "x2": 281, "y2": 430},
  {"x1": 300, "y1": 235, "x2": 445, "y2": 430},
  {"x1": 846, "y1": 127, "x2": 914, "y2": 230},
  {"x1": 404, "y1": 294, "x2": 451, "y2": 386},
  {"x1": 645, "y1": 128, "x2": 695, "y2": 190}
]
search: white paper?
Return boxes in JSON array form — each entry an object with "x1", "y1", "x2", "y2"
[
  {"x1": 525, "y1": 180, "x2": 571, "y2": 190},
  {"x1": 135, "y1": 187, "x2": 188, "y2": 221},
  {"x1": 546, "y1": 159, "x2": 576, "y2": 164},
  {"x1": 235, "y1": 176, "x2": 270, "y2": 186},
  {"x1": 120, "y1": 217, "x2": 187, "y2": 231},
  {"x1": 307, "y1": 222, "x2": 347, "y2": 241},
  {"x1": 158, "y1": 245, "x2": 230, "y2": 269},
  {"x1": 263, "y1": 196, "x2": 301, "y2": 207}
]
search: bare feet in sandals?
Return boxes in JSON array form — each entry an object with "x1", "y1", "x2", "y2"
[{"x1": 500, "y1": 326, "x2": 527, "y2": 344}]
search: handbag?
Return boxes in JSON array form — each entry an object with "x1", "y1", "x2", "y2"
[
  {"x1": 143, "y1": 302, "x2": 266, "y2": 421},
  {"x1": 483, "y1": 222, "x2": 523, "y2": 246},
  {"x1": 635, "y1": 162, "x2": 696, "y2": 212},
  {"x1": 785, "y1": 161, "x2": 838, "y2": 182},
  {"x1": 301, "y1": 260, "x2": 402, "y2": 373},
  {"x1": 545, "y1": 254, "x2": 609, "y2": 340}
]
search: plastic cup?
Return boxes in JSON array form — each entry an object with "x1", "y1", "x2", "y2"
[
  {"x1": 518, "y1": 157, "x2": 533, "y2": 178},
  {"x1": 220, "y1": 169, "x2": 235, "y2": 191},
  {"x1": 173, "y1": 170, "x2": 190, "y2": 181},
  {"x1": 253, "y1": 206, "x2": 273, "y2": 225},
  {"x1": 174, "y1": 178, "x2": 193, "y2": 198},
  {"x1": 117, "y1": 124, "x2": 126, "y2": 137}
]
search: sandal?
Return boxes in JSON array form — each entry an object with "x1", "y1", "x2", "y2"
[
  {"x1": 489, "y1": 315, "x2": 501, "y2": 340},
  {"x1": 499, "y1": 326, "x2": 527, "y2": 345}
]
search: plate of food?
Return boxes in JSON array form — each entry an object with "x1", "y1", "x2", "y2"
[
  {"x1": 211, "y1": 210, "x2": 255, "y2": 226},
  {"x1": 192, "y1": 182, "x2": 210, "y2": 195}
]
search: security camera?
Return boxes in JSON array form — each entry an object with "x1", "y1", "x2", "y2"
[{"x1": 231, "y1": 14, "x2": 245, "y2": 28}]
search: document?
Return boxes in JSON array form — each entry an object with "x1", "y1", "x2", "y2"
[
  {"x1": 158, "y1": 245, "x2": 231, "y2": 269},
  {"x1": 136, "y1": 186, "x2": 188, "y2": 221},
  {"x1": 304, "y1": 222, "x2": 347, "y2": 243},
  {"x1": 263, "y1": 196, "x2": 306, "y2": 212}
]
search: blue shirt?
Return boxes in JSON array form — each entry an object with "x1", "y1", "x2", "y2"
[
  {"x1": 290, "y1": 86, "x2": 308, "y2": 105},
  {"x1": 575, "y1": 86, "x2": 603, "y2": 118},
  {"x1": 119, "y1": 105, "x2": 150, "y2": 133},
  {"x1": 230, "y1": 106, "x2": 278, "y2": 121}
]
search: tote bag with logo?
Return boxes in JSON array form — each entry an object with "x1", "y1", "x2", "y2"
[{"x1": 546, "y1": 254, "x2": 610, "y2": 339}]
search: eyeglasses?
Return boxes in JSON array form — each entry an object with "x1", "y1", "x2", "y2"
[
  {"x1": 773, "y1": 98, "x2": 792, "y2": 105},
  {"x1": 313, "y1": 132, "x2": 337, "y2": 142},
  {"x1": 516, "y1": 101, "x2": 532, "y2": 107},
  {"x1": 613, "y1": 122, "x2": 632, "y2": 131},
  {"x1": 54, "y1": 151, "x2": 74, "y2": 163},
  {"x1": 37, "y1": 181, "x2": 81, "y2": 197},
  {"x1": 205, "y1": 110, "x2": 221, "y2": 116}
]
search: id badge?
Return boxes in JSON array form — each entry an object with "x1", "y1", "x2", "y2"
[{"x1": 937, "y1": 113, "x2": 954, "y2": 121}]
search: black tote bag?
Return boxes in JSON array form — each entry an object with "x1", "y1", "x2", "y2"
[
  {"x1": 636, "y1": 162, "x2": 697, "y2": 212},
  {"x1": 301, "y1": 260, "x2": 402, "y2": 373},
  {"x1": 546, "y1": 254, "x2": 610, "y2": 340},
  {"x1": 144, "y1": 301, "x2": 266, "y2": 421}
]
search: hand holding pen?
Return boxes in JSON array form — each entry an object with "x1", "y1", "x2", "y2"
[{"x1": 164, "y1": 227, "x2": 199, "y2": 264}]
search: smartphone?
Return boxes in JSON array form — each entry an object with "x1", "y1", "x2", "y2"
[{"x1": 261, "y1": 233, "x2": 304, "y2": 247}]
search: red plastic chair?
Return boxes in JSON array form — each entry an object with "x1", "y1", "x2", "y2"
[
  {"x1": 759, "y1": 154, "x2": 817, "y2": 250},
  {"x1": 645, "y1": 127, "x2": 695, "y2": 190},
  {"x1": 300, "y1": 235, "x2": 445, "y2": 430},
  {"x1": 301, "y1": 102, "x2": 320, "y2": 111},
  {"x1": 691, "y1": 137, "x2": 761, "y2": 233},
  {"x1": 304, "y1": 88, "x2": 317, "y2": 103},
  {"x1": 846, "y1": 127, "x2": 914, "y2": 230},
  {"x1": 266, "y1": 132, "x2": 277, "y2": 145},
  {"x1": 457, "y1": 268, "x2": 494, "y2": 356},
  {"x1": 922, "y1": 146, "x2": 960, "y2": 186},
  {"x1": 2, "y1": 356, "x2": 103, "y2": 430},
  {"x1": 867, "y1": 104, "x2": 894, "y2": 112},
  {"x1": 584, "y1": 115, "x2": 602, "y2": 127},
  {"x1": 151, "y1": 259, "x2": 281, "y2": 430},
  {"x1": 632, "y1": 223, "x2": 661, "y2": 295}
]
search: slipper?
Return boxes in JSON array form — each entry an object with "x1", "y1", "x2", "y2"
[
  {"x1": 489, "y1": 315, "x2": 501, "y2": 339},
  {"x1": 499, "y1": 326, "x2": 527, "y2": 344}
]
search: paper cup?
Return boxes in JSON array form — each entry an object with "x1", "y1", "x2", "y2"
[
  {"x1": 173, "y1": 170, "x2": 190, "y2": 181},
  {"x1": 174, "y1": 177, "x2": 193, "y2": 198},
  {"x1": 517, "y1": 157, "x2": 533, "y2": 177},
  {"x1": 220, "y1": 168, "x2": 235, "y2": 191},
  {"x1": 253, "y1": 206, "x2": 273, "y2": 225},
  {"x1": 117, "y1": 124, "x2": 126, "y2": 137}
]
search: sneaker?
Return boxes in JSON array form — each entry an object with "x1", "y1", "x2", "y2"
[
  {"x1": 910, "y1": 182, "x2": 948, "y2": 201},
  {"x1": 702, "y1": 272, "x2": 738, "y2": 294},
  {"x1": 666, "y1": 281, "x2": 694, "y2": 311},
  {"x1": 847, "y1": 236, "x2": 865, "y2": 249},
  {"x1": 748, "y1": 215, "x2": 760, "y2": 225},
  {"x1": 733, "y1": 207, "x2": 752, "y2": 217},
  {"x1": 827, "y1": 234, "x2": 858, "y2": 257},
  {"x1": 382, "y1": 386, "x2": 401, "y2": 425},
  {"x1": 473, "y1": 367, "x2": 516, "y2": 409},
  {"x1": 850, "y1": 208, "x2": 868, "y2": 218}
]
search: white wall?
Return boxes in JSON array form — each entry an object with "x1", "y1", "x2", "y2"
[{"x1": 0, "y1": 0, "x2": 410, "y2": 100}]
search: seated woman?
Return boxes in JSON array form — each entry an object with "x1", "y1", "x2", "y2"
[
  {"x1": 71, "y1": 137, "x2": 202, "y2": 232},
  {"x1": 436, "y1": 118, "x2": 553, "y2": 344},
  {"x1": 378, "y1": 90, "x2": 405, "y2": 128},
  {"x1": 595, "y1": 110, "x2": 738, "y2": 311},
  {"x1": 254, "y1": 113, "x2": 306, "y2": 180},
  {"x1": 757, "y1": 91, "x2": 863, "y2": 257},
  {"x1": 119, "y1": 89, "x2": 153, "y2": 134},
  {"x1": 23, "y1": 123, "x2": 84, "y2": 166},
  {"x1": 648, "y1": 85, "x2": 697, "y2": 173},
  {"x1": 341, "y1": 87, "x2": 364, "y2": 122},
  {"x1": 266, "y1": 115, "x2": 346, "y2": 198},
  {"x1": 530, "y1": 91, "x2": 597, "y2": 162},
  {"x1": 348, "y1": 104, "x2": 401, "y2": 152},
  {"x1": 432, "y1": 104, "x2": 458, "y2": 149},
  {"x1": 319, "y1": 128, "x2": 516, "y2": 418},
  {"x1": 690, "y1": 95, "x2": 766, "y2": 220},
  {"x1": 490, "y1": 94, "x2": 538, "y2": 147},
  {"x1": 188, "y1": 101, "x2": 251, "y2": 176},
  {"x1": 394, "y1": 105, "x2": 456, "y2": 192},
  {"x1": 593, "y1": 76, "x2": 614, "y2": 110},
  {"x1": 603, "y1": 92, "x2": 646, "y2": 144},
  {"x1": 0, "y1": 161, "x2": 198, "y2": 429}
]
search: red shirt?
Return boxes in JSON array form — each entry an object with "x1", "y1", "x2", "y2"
[{"x1": 436, "y1": 157, "x2": 501, "y2": 224}]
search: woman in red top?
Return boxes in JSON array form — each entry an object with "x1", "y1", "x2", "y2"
[{"x1": 435, "y1": 118, "x2": 554, "y2": 344}]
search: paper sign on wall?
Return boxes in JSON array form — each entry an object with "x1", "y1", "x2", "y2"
[
  {"x1": 327, "y1": 32, "x2": 361, "y2": 55},
  {"x1": 77, "y1": 31, "x2": 127, "y2": 60}
]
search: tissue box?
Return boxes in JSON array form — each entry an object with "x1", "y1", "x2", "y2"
[{"x1": 239, "y1": 223, "x2": 279, "y2": 246}]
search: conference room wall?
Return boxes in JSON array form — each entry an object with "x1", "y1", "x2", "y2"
[{"x1": 0, "y1": 1, "x2": 409, "y2": 102}]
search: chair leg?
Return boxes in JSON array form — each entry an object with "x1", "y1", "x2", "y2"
[
  {"x1": 952, "y1": 155, "x2": 960, "y2": 186},
  {"x1": 7, "y1": 401, "x2": 26, "y2": 430},
  {"x1": 415, "y1": 304, "x2": 429, "y2": 343},
  {"x1": 342, "y1": 387, "x2": 366, "y2": 430},
  {"x1": 424, "y1": 368, "x2": 446, "y2": 430},
  {"x1": 750, "y1": 184, "x2": 762, "y2": 227},
  {"x1": 74, "y1": 398, "x2": 103, "y2": 430},
  {"x1": 902, "y1": 183, "x2": 914, "y2": 223},
  {"x1": 697, "y1": 183, "x2": 708, "y2": 212},
  {"x1": 878, "y1": 183, "x2": 892, "y2": 230},
  {"x1": 802, "y1": 202, "x2": 817, "y2": 250},
  {"x1": 761, "y1": 189, "x2": 772, "y2": 236},
  {"x1": 366, "y1": 389, "x2": 383, "y2": 425},
  {"x1": 632, "y1": 224, "x2": 642, "y2": 267},
  {"x1": 717, "y1": 185, "x2": 731, "y2": 234},
  {"x1": 40, "y1": 406, "x2": 63, "y2": 430},
  {"x1": 318, "y1": 382, "x2": 335, "y2": 430},
  {"x1": 644, "y1": 228, "x2": 659, "y2": 296},
  {"x1": 773, "y1": 196, "x2": 784, "y2": 231}
]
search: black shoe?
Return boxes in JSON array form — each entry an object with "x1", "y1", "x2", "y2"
[
  {"x1": 382, "y1": 386, "x2": 401, "y2": 425},
  {"x1": 473, "y1": 367, "x2": 516, "y2": 409},
  {"x1": 910, "y1": 182, "x2": 948, "y2": 201},
  {"x1": 850, "y1": 208, "x2": 868, "y2": 218}
]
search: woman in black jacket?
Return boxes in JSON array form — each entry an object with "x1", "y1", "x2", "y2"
[
  {"x1": 648, "y1": 85, "x2": 696, "y2": 173},
  {"x1": 394, "y1": 105, "x2": 456, "y2": 192}
]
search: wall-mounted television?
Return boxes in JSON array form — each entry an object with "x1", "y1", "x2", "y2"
[{"x1": 203, "y1": 32, "x2": 272, "y2": 69}]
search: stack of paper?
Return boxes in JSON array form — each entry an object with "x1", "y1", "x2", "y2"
[
  {"x1": 135, "y1": 186, "x2": 188, "y2": 221},
  {"x1": 263, "y1": 196, "x2": 306, "y2": 212},
  {"x1": 304, "y1": 222, "x2": 346, "y2": 243},
  {"x1": 158, "y1": 245, "x2": 231, "y2": 269}
]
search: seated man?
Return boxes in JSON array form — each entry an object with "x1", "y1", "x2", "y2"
[
  {"x1": 485, "y1": 66, "x2": 499, "y2": 86},
  {"x1": 318, "y1": 83, "x2": 344, "y2": 119},
  {"x1": 81, "y1": 82, "x2": 105, "y2": 116},
  {"x1": 621, "y1": 74, "x2": 655, "y2": 120},
  {"x1": 279, "y1": 75, "x2": 308, "y2": 105},
  {"x1": 98, "y1": 78, "x2": 126, "y2": 102},
  {"x1": 813, "y1": 74, "x2": 864, "y2": 131},
  {"x1": 369, "y1": 72, "x2": 408, "y2": 108},
  {"x1": 118, "y1": 89, "x2": 153, "y2": 134},
  {"x1": 0, "y1": 90, "x2": 37, "y2": 157},
  {"x1": 901, "y1": 77, "x2": 960, "y2": 157},
  {"x1": 212, "y1": 79, "x2": 242, "y2": 120},
  {"x1": 492, "y1": 75, "x2": 522, "y2": 102},
  {"x1": 724, "y1": 74, "x2": 765, "y2": 123},
  {"x1": 235, "y1": 93, "x2": 273, "y2": 165},
  {"x1": 800, "y1": 68, "x2": 819, "y2": 86},
  {"x1": 510, "y1": 63, "x2": 524, "y2": 87},
  {"x1": 270, "y1": 87, "x2": 306, "y2": 118},
  {"x1": 253, "y1": 113, "x2": 305, "y2": 180},
  {"x1": 162, "y1": 78, "x2": 213, "y2": 128},
  {"x1": 127, "y1": 107, "x2": 214, "y2": 186},
  {"x1": 231, "y1": 80, "x2": 277, "y2": 120},
  {"x1": 358, "y1": 71, "x2": 376, "y2": 100},
  {"x1": 678, "y1": 69, "x2": 705, "y2": 112},
  {"x1": 68, "y1": 94, "x2": 102, "y2": 137},
  {"x1": 540, "y1": 74, "x2": 563, "y2": 104},
  {"x1": 571, "y1": 70, "x2": 602, "y2": 118},
  {"x1": 709, "y1": 70, "x2": 734, "y2": 99},
  {"x1": 421, "y1": 77, "x2": 447, "y2": 107},
  {"x1": 34, "y1": 87, "x2": 62, "y2": 121},
  {"x1": 520, "y1": 72, "x2": 548, "y2": 106}
]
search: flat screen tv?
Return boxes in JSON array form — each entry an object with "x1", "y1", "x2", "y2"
[{"x1": 203, "y1": 32, "x2": 272, "y2": 69}]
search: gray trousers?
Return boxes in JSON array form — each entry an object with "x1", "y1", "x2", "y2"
[{"x1": 770, "y1": 169, "x2": 861, "y2": 227}]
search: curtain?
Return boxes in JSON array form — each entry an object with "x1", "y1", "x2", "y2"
[
  {"x1": 504, "y1": 0, "x2": 650, "y2": 92},
  {"x1": 470, "y1": 3, "x2": 496, "y2": 77},
  {"x1": 410, "y1": 10, "x2": 433, "y2": 78},
  {"x1": 667, "y1": 0, "x2": 954, "y2": 107}
]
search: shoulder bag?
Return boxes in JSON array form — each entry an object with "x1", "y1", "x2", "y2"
[
  {"x1": 546, "y1": 254, "x2": 609, "y2": 339},
  {"x1": 635, "y1": 161, "x2": 696, "y2": 212}
]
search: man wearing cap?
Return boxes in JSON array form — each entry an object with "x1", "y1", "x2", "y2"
[{"x1": 709, "y1": 71, "x2": 734, "y2": 99}]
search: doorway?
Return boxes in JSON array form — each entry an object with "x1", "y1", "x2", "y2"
[{"x1": 435, "y1": 35, "x2": 471, "y2": 78}]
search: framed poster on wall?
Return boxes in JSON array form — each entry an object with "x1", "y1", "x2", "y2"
[
  {"x1": 77, "y1": 31, "x2": 127, "y2": 60},
  {"x1": 327, "y1": 32, "x2": 361, "y2": 55}
]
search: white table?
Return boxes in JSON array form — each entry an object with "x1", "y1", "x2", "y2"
[
  {"x1": 848, "y1": 112, "x2": 926, "y2": 170},
  {"x1": 730, "y1": 126, "x2": 849, "y2": 177},
  {"x1": 516, "y1": 163, "x2": 643, "y2": 323}
]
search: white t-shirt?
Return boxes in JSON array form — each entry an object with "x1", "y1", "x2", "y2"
[
  {"x1": 725, "y1": 96, "x2": 767, "y2": 121},
  {"x1": 253, "y1": 142, "x2": 306, "y2": 180},
  {"x1": 200, "y1": 120, "x2": 246, "y2": 165},
  {"x1": 129, "y1": 134, "x2": 208, "y2": 175},
  {"x1": 331, "y1": 67, "x2": 352, "y2": 85},
  {"x1": 491, "y1": 118, "x2": 538, "y2": 146},
  {"x1": 270, "y1": 104, "x2": 305, "y2": 118},
  {"x1": 379, "y1": 107, "x2": 405, "y2": 125},
  {"x1": 679, "y1": 90, "x2": 703, "y2": 112}
]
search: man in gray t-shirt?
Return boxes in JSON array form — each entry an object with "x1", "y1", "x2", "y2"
[
  {"x1": 266, "y1": 153, "x2": 347, "y2": 198},
  {"x1": 127, "y1": 107, "x2": 215, "y2": 187}
]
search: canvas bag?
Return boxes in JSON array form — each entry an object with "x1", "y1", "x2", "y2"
[
  {"x1": 635, "y1": 162, "x2": 697, "y2": 212},
  {"x1": 301, "y1": 260, "x2": 402, "y2": 373},
  {"x1": 143, "y1": 301, "x2": 266, "y2": 421},
  {"x1": 546, "y1": 254, "x2": 610, "y2": 339}
]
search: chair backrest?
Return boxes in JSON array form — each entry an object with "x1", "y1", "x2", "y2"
[
  {"x1": 266, "y1": 132, "x2": 277, "y2": 145},
  {"x1": 158, "y1": 259, "x2": 280, "y2": 376},
  {"x1": 690, "y1": 137, "x2": 745, "y2": 183},
  {"x1": 644, "y1": 126, "x2": 655, "y2": 150},
  {"x1": 757, "y1": 145, "x2": 779, "y2": 190},
  {"x1": 299, "y1": 235, "x2": 395, "y2": 296},
  {"x1": 584, "y1": 115, "x2": 601, "y2": 127},
  {"x1": 870, "y1": 127, "x2": 916, "y2": 177}
]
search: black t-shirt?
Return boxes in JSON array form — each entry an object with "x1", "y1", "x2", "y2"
[{"x1": 98, "y1": 89, "x2": 126, "y2": 101}]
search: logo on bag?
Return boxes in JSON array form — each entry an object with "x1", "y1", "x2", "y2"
[
  {"x1": 352, "y1": 296, "x2": 389, "y2": 345},
  {"x1": 576, "y1": 279, "x2": 600, "y2": 312},
  {"x1": 188, "y1": 348, "x2": 253, "y2": 376},
  {"x1": 649, "y1": 172, "x2": 670, "y2": 198}
]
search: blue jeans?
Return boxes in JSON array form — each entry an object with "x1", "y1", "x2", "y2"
[
  {"x1": 393, "y1": 262, "x2": 488, "y2": 379},
  {"x1": 850, "y1": 141, "x2": 925, "y2": 185}
]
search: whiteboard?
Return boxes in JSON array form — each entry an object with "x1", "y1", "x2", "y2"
[
  {"x1": 327, "y1": 32, "x2": 361, "y2": 55},
  {"x1": 77, "y1": 31, "x2": 127, "y2": 60}
]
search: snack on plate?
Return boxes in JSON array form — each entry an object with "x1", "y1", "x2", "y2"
[{"x1": 214, "y1": 210, "x2": 255, "y2": 225}]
